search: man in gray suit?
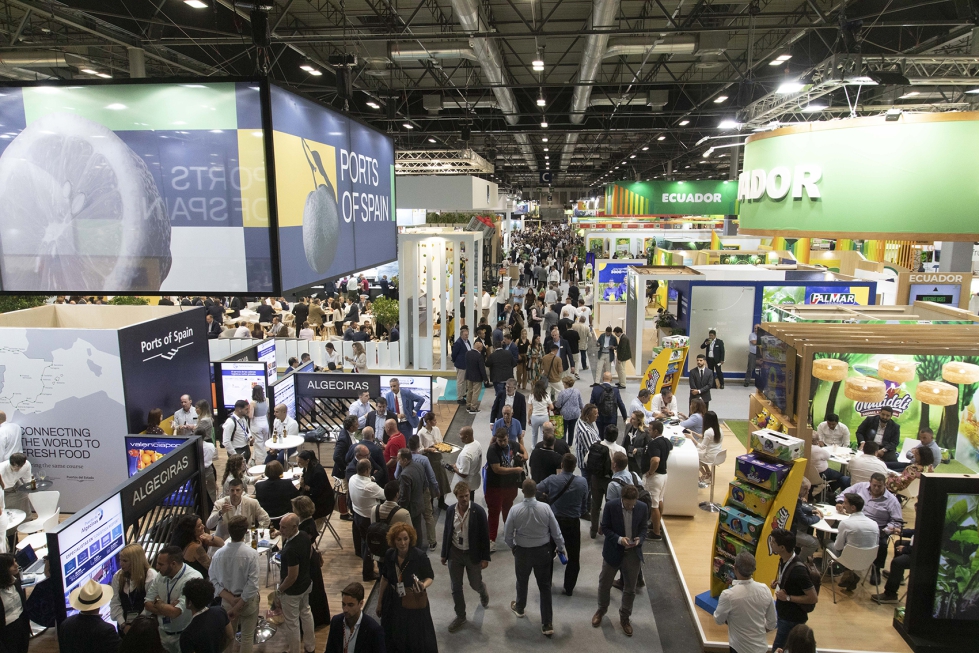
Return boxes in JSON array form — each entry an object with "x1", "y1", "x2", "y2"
[{"x1": 397, "y1": 448, "x2": 432, "y2": 549}]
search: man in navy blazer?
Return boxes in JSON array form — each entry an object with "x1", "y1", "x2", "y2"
[
  {"x1": 593, "y1": 488, "x2": 649, "y2": 637},
  {"x1": 325, "y1": 582, "x2": 386, "y2": 653},
  {"x1": 440, "y1": 482, "x2": 492, "y2": 631},
  {"x1": 452, "y1": 326, "x2": 474, "y2": 405},
  {"x1": 384, "y1": 377, "x2": 425, "y2": 439},
  {"x1": 489, "y1": 379, "x2": 527, "y2": 424},
  {"x1": 546, "y1": 326, "x2": 576, "y2": 375}
]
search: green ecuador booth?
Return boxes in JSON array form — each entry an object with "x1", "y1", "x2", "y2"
[{"x1": 736, "y1": 112, "x2": 979, "y2": 242}]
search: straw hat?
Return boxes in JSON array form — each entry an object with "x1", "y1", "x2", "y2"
[{"x1": 68, "y1": 579, "x2": 113, "y2": 612}]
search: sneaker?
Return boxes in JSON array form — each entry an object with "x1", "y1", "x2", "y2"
[
  {"x1": 872, "y1": 592, "x2": 899, "y2": 604},
  {"x1": 448, "y1": 616, "x2": 467, "y2": 633},
  {"x1": 480, "y1": 591, "x2": 490, "y2": 608},
  {"x1": 510, "y1": 601, "x2": 525, "y2": 618},
  {"x1": 429, "y1": 540, "x2": 438, "y2": 551},
  {"x1": 542, "y1": 623, "x2": 554, "y2": 637},
  {"x1": 615, "y1": 384, "x2": 625, "y2": 389},
  {"x1": 490, "y1": 540, "x2": 497, "y2": 552}
]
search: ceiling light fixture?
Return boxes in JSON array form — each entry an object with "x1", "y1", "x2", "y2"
[
  {"x1": 714, "y1": 95, "x2": 728, "y2": 103},
  {"x1": 366, "y1": 101, "x2": 380, "y2": 109},
  {"x1": 428, "y1": 138, "x2": 436, "y2": 143},
  {"x1": 95, "y1": 72, "x2": 112, "y2": 79},
  {"x1": 718, "y1": 119, "x2": 741, "y2": 129},
  {"x1": 532, "y1": 58, "x2": 545, "y2": 72},
  {"x1": 300, "y1": 64, "x2": 323, "y2": 76},
  {"x1": 679, "y1": 120, "x2": 690, "y2": 126},
  {"x1": 769, "y1": 53, "x2": 792, "y2": 66},
  {"x1": 885, "y1": 108, "x2": 903, "y2": 121},
  {"x1": 802, "y1": 103, "x2": 828, "y2": 112},
  {"x1": 541, "y1": 137, "x2": 548, "y2": 142},
  {"x1": 541, "y1": 120, "x2": 548, "y2": 128},
  {"x1": 966, "y1": 88, "x2": 979, "y2": 94},
  {"x1": 402, "y1": 123, "x2": 413, "y2": 129},
  {"x1": 184, "y1": 0, "x2": 208, "y2": 7},
  {"x1": 899, "y1": 91, "x2": 919, "y2": 99},
  {"x1": 641, "y1": 146, "x2": 649, "y2": 151},
  {"x1": 536, "y1": 96, "x2": 546, "y2": 107},
  {"x1": 81, "y1": 68, "x2": 98, "y2": 75},
  {"x1": 657, "y1": 135, "x2": 666, "y2": 141},
  {"x1": 776, "y1": 81, "x2": 804, "y2": 94}
]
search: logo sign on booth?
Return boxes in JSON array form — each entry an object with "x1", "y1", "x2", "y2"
[
  {"x1": 119, "y1": 438, "x2": 202, "y2": 522},
  {"x1": 738, "y1": 114, "x2": 979, "y2": 239},
  {"x1": 605, "y1": 180, "x2": 737, "y2": 216},
  {"x1": 295, "y1": 372, "x2": 381, "y2": 399},
  {"x1": 809, "y1": 292, "x2": 857, "y2": 304}
]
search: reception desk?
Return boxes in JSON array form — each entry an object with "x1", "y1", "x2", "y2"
[{"x1": 662, "y1": 424, "x2": 700, "y2": 517}]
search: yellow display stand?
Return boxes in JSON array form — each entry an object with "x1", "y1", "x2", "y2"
[
  {"x1": 709, "y1": 455, "x2": 807, "y2": 597},
  {"x1": 640, "y1": 344, "x2": 689, "y2": 400}
]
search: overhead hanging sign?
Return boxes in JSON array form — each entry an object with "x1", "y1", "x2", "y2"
[
  {"x1": 605, "y1": 180, "x2": 737, "y2": 216},
  {"x1": 738, "y1": 113, "x2": 979, "y2": 240}
]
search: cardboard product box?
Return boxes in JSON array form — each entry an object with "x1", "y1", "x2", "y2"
[
  {"x1": 713, "y1": 555, "x2": 736, "y2": 586},
  {"x1": 718, "y1": 505, "x2": 765, "y2": 544},
  {"x1": 715, "y1": 531, "x2": 756, "y2": 560},
  {"x1": 735, "y1": 453, "x2": 791, "y2": 492},
  {"x1": 750, "y1": 429, "x2": 804, "y2": 462},
  {"x1": 728, "y1": 480, "x2": 777, "y2": 518}
]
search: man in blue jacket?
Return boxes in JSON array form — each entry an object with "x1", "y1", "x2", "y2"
[
  {"x1": 441, "y1": 482, "x2": 491, "y2": 632},
  {"x1": 452, "y1": 326, "x2": 474, "y2": 405},
  {"x1": 593, "y1": 486, "x2": 649, "y2": 637},
  {"x1": 384, "y1": 377, "x2": 424, "y2": 440},
  {"x1": 324, "y1": 582, "x2": 385, "y2": 653}
]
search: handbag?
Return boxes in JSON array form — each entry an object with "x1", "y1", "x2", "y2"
[
  {"x1": 401, "y1": 587, "x2": 429, "y2": 610},
  {"x1": 551, "y1": 414, "x2": 565, "y2": 439},
  {"x1": 334, "y1": 479, "x2": 347, "y2": 515}
]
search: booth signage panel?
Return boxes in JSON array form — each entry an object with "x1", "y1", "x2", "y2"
[
  {"x1": 605, "y1": 180, "x2": 737, "y2": 216},
  {"x1": 295, "y1": 372, "x2": 381, "y2": 398},
  {"x1": 119, "y1": 439, "x2": 200, "y2": 522},
  {"x1": 0, "y1": 327, "x2": 129, "y2": 512},
  {"x1": 910, "y1": 284, "x2": 960, "y2": 305},
  {"x1": 118, "y1": 308, "x2": 211, "y2": 433},
  {"x1": 738, "y1": 114, "x2": 979, "y2": 238},
  {"x1": 0, "y1": 81, "x2": 272, "y2": 293},
  {"x1": 269, "y1": 85, "x2": 396, "y2": 291}
]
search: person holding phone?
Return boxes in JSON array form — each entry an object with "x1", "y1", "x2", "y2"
[{"x1": 592, "y1": 485, "x2": 649, "y2": 637}]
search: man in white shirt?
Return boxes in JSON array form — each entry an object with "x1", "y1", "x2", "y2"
[
  {"x1": 450, "y1": 427, "x2": 483, "y2": 499},
  {"x1": 173, "y1": 395, "x2": 197, "y2": 435},
  {"x1": 560, "y1": 298, "x2": 577, "y2": 321},
  {"x1": 348, "y1": 459, "x2": 386, "y2": 581},
  {"x1": 650, "y1": 387, "x2": 679, "y2": 419},
  {"x1": 206, "y1": 479, "x2": 270, "y2": 541},
  {"x1": 628, "y1": 390, "x2": 655, "y2": 423},
  {"x1": 209, "y1": 516, "x2": 260, "y2": 653},
  {"x1": 814, "y1": 413, "x2": 850, "y2": 447},
  {"x1": 272, "y1": 403, "x2": 300, "y2": 439},
  {"x1": 0, "y1": 412, "x2": 22, "y2": 460},
  {"x1": 0, "y1": 453, "x2": 31, "y2": 512},
  {"x1": 233, "y1": 322, "x2": 251, "y2": 338},
  {"x1": 348, "y1": 391, "x2": 373, "y2": 428},
  {"x1": 222, "y1": 400, "x2": 252, "y2": 462},
  {"x1": 843, "y1": 441, "x2": 889, "y2": 487},
  {"x1": 575, "y1": 300, "x2": 592, "y2": 325},
  {"x1": 834, "y1": 492, "x2": 881, "y2": 591},
  {"x1": 601, "y1": 425, "x2": 627, "y2": 457},
  {"x1": 714, "y1": 552, "x2": 777, "y2": 653}
]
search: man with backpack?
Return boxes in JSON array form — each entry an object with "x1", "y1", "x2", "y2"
[
  {"x1": 605, "y1": 452, "x2": 651, "y2": 591},
  {"x1": 367, "y1": 480, "x2": 411, "y2": 557},
  {"x1": 590, "y1": 372, "x2": 628, "y2": 438},
  {"x1": 440, "y1": 482, "x2": 491, "y2": 633},
  {"x1": 769, "y1": 528, "x2": 819, "y2": 652},
  {"x1": 348, "y1": 459, "x2": 385, "y2": 581},
  {"x1": 586, "y1": 425, "x2": 626, "y2": 539},
  {"x1": 538, "y1": 454, "x2": 589, "y2": 597}
]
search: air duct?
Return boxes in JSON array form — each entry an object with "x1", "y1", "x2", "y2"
[
  {"x1": 570, "y1": 0, "x2": 620, "y2": 125},
  {"x1": 390, "y1": 43, "x2": 478, "y2": 62},
  {"x1": 602, "y1": 36, "x2": 697, "y2": 60},
  {"x1": 0, "y1": 51, "x2": 76, "y2": 67},
  {"x1": 449, "y1": 0, "x2": 536, "y2": 168}
]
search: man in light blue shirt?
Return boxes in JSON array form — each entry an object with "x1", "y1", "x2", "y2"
[
  {"x1": 348, "y1": 391, "x2": 372, "y2": 429},
  {"x1": 538, "y1": 454, "x2": 588, "y2": 596},
  {"x1": 504, "y1": 479, "x2": 566, "y2": 638},
  {"x1": 605, "y1": 451, "x2": 636, "y2": 502}
]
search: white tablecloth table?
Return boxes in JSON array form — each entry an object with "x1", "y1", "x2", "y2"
[{"x1": 661, "y1": 424, "x2": 701, "y2": 517}]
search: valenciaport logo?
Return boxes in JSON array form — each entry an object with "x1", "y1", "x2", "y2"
[{"x1": 809, "y1": 292, "x2": 856, "y2": 304}]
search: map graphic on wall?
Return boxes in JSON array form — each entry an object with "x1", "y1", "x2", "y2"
[{"x1": 0, "y1": 329, "x2": 129, "y2": 511}]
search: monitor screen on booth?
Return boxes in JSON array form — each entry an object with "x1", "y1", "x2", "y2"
[
  {"x1": 268, "y1": 85, "x2": 396, "y2": 292},
  {"x1": 270, "y1": 374, "x2": 296, "y2": 419},
  {"x1": 0, "y1": 81, "x2": 273, "y2": 294},
  {"x1": 56, "y1": 493, "x2": 125, "y2": 624},
  {"x1": 220, "y1": 361, "x2": 266, "y2": 409},
  {"x1": 258, "y1": 339, "x2": 277, "y2": 385},
  {"x1": 379, "y1": 375, "x2": 433, "y2": 417}
]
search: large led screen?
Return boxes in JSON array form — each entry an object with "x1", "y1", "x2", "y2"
[
  {"x1": 269, "y1": 86, "x2": 396, "y2": 292},
  {"x1": 0, "y1": 81, "x2": 272, "y2": 293}
]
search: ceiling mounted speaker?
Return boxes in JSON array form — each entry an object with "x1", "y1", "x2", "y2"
[
  {"x1": 250, "y1": 10, "x2": 270, "y2": 47},
  {"x1": 461, "y1": 125, "x2": 471, "y2": 141}
]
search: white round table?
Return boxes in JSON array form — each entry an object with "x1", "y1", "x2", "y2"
[
  {"x1": 4, "y1": 509, "x2": 26, "y2": 530},
  {"x1": 248, "y1": 465, "x2": 267, "y2": 476},
  {"x1": 266, "y1": 435, "x2": 305, "y2": 451}
]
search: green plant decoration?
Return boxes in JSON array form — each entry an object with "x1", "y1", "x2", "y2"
[
  {"x1": 0, "y1": 295, "x2": 47, "y2": 313},
  {"x1": 108, "y1": 296, "x2": 150, "y2": 306},
  {"x1": 372, "y1": 296, "x2": 400, "y2": 330},
  {"x1": 933, "y1": 494, "x2": 979, "y2": 620}
]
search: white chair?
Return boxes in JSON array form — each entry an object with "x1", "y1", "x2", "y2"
[
  {"x1": 17, "y1": 491, "x2": 60, "y2": 534},
  {"x1": 698, "y1": 450, "x2": 727, "y2": 512},
  {"x1": 432, "y1": 377, "x2": 449, "y2": 415},
  {"x1": 898, "y1": 476, "x2": 921, "y2": 506},
  {"x1": 16, "y1": 513, "x2": 59, "y2": 551},
  {"x1": 823, "y1": 543, "x2": 880, "y2": 603}
]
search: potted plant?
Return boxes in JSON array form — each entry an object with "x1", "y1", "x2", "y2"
[{"x1": 371, "y1": 296, "x2": 400, "y2": 335}]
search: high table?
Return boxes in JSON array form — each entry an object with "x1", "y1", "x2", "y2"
[
  {"x1": 266, "y1": 435, "x2": 305, "y2": 470},
  {"x1": 662, "y1": 424, "x2": 701, "y2": 517}
]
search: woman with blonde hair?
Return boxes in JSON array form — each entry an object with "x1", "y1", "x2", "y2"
[
  {"x1": 623, "y1": 410, "x2": 650, "y2": 475},
  {"x1": 376, "y1": 523, "x2": 437, "y2": 652},
  {"x1": 110, "y1": 543, "x2": 158, "y2": 635},
  {"x1": 346, "y1": 341, "x2": 368, "y2": 372},
  {"x1": 248, "y1": 384, "x2": 270, "y2": 466}
]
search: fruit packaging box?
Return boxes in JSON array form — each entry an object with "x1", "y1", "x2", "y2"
[
  {"x1": 715, "y1": 531, "x2": 756, "y2": 560},
  {"x1": 718, "y1": 505, "x2": 765, "y2": 545},
  {"x1": 713, "y1": 555, "x2": 736, "y2": 585},
  {"x1": 735, "y1": 453, "x2": 791, "y2": 492},
  {"x1": 727, "y1": 480, "x2": 777, "y2": 518},
  {"x1": 750, "y1": 429, "x2": 804, "y2": 462}
]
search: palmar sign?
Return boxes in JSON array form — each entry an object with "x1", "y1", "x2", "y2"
[{"x1": 737, "y1": 165, "x2": 822, "y2": 202}]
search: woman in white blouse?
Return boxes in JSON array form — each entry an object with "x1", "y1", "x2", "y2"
[
  {"x1": 109, "y1": 544, "x2": 158, "y2": 635},
  {"x1": 299, "y1": 321, "x2": 315, "y2": 340},
  {"x1": 323, "y1": 342, "x2": 343, "y2": 371},
  {"x1": 417, "y1": 412, "x2": 442, "y2": 450},
  {"x1": 686, "y1": 411, "x2": 724, "y2": 485}
]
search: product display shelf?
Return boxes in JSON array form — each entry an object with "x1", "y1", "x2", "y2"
[
  {"x1": 641, "y1": 343, "x2": 689, "y2": 400},
  {"x1": 748, "y1": 391, "x2": 799, "y2": 440},
  {"x1": 701, "y1": 447, "x2": 807, "y2": 605}
]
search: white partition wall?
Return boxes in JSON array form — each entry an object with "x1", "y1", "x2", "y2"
[{"x1": 399, "y1": 231, "x2": 483, "y2": 371}]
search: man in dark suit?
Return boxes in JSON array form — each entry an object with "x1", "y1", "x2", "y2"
[
  {"x1": 490, "y1": 379, "x2": 527, "y2": 424},
  {"x1": 255, "y1": 301, "x2": 274, "y2": 323},
  {"x1": 547, "y1": 326, "x2": 576, "y2": 376},
  {"x1": 379, "y1": 275, "x2": 390, "y2": 298},
  {"x1": 345, "y1": 441, "x2": 387, "y2": 487},
  {"x1": 689, "y1": 354, "x2": 715, "y2": 411},
  {"x1": 206, "y1": 299, "x2": 225, "y2": 323},
  {"x1": 593, "y1": 487, "x2": 650, "y2": 637},
  {"x1": 204, "y1": 313, "x2": 223, "y2": 339},
  {"x1": 452, "y1": 326, "x2": 473, "y2": 404},
  {"x1": 180, "y1": 297, "x2": 193, "y2": 306},
  {"x1": 441, "y1": 481, "x2": 491, "y2": 632},
  {"x1": 61, "y1": 579, "x2": 120, "y2": 653},
  {"x1": 856, "y1": 406, "x2": 901, "y2": 462},
  {"x1": 464, "y1": 341, "x2": 488, "y2": 414},
  {"x1": 364, "y1": 399, "x2": 398, "y2": 442},
  {"x1": 590, "y1": 372, "x2": 628, "y2": 437},
  {"x1": 487, "y1": 343, "x2": 516, "y2": 397},
  {"x1": 325, "y1": 582, "x2": 385, "y2": 653},
  {"x1": 700, "y1": 329, "x2": 726, "y2": 389},
  {"x1": 158, "y1": 296, "x2": 174, "y2": 306},
  {"x1": 228, "y1": 296, "x2": 243, "y2": 319},
  {"x1": 292, "y1": 299, "x2": 309, "y2": 328},
  {"x1": 333, "y1": 416, "x2": 360, "y2": 520}
]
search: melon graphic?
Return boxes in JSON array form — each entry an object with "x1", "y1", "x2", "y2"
[{"x1": 0, "y1": 113, "x2": 171, "y2": 291}]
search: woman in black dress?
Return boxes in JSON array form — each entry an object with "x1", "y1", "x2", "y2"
[
  {"x1": 296, "y1": 451, "x2": 335, "y2": 520},
  {"x1": 291, "y1": 495, "x2": 330, "y2": 627},
  {"x1": 375, "y1": 523, "x2": 437, "y2": 653},
  {"x1": 0, "y1": 553, "x2": 29, "y2": 653},
  {"x1": 168, "y1": 514, "x2": 222, "y2": 578}
]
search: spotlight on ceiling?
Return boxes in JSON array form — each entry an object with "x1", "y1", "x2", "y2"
[
  {"x1": 641, "y1": 146, "x2": 648, "y2": 151},
  {"x1": 541, "y1": 120, "x2": 548, "y2": 128},
  {"x1": 536, "y1": 96, "x2": 546, "y2": 107},
  {"x1": 802, "y1": 103, "x2": 827, "y2": 112},
  {"x1": 657, "y1": 135, "x2": 666, "y2": 141},
  {"x1": 532, "y1": 58, "x2": 545, "y2": 72},
  {"x1": 714, "y1": 95, "x2": 728, "y2": 103},
  {"x1": 366, "y1": 101, "x2": 380, "y2": 109},
  {"x1": 184, "y1": 0, "x2": 208, "y2": 7},
  {"x1": 776, "y1": 81, "x2": 804, "y2": 94},
  {"x1": 718, "y1": 119, "x2": 741, "y2": 130},
  {"x1": 679, "y1": 120, "x2": 690, "y2": 126},
  {"x1": 402, "y1": 123, "x2": 413, "y2": 129},
  {"x1": 769, "y1": 53, "x2": 792, "y2": 66}
]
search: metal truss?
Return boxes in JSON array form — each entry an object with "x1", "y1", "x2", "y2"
[
  {"x1": 741, "y1": 54, "x2": 979, "y2": 127},
  {"x1": 396, "y1": 149, "x2": 496, "y2": 174}
]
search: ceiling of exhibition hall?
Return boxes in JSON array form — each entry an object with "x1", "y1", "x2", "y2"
[{"x1": 1, "y1": 0, "x2": 978, "y2": 191}]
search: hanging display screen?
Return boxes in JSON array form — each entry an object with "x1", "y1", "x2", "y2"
[{"x1": 268, "y1": 85, "x2": 396, "y2": 292}]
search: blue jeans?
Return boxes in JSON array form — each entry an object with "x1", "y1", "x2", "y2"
[
  {"x1": 773, "y1": 618, "x2": 805, "y2": 652},
  {"x1": 494, "y1": 382, "x2": 507, "y2": 397}
]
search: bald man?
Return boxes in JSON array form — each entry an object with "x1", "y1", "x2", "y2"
[
  {"x1": 276, "y1": 513, "x2": 315, "y2": 653},
  {"x1": 173, "y1": 395, "x2": 197, "y2": 434}
]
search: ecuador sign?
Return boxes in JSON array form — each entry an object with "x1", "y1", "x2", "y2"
[
  {"x1": 605, "y1": 180, "x2": 737, "y2": 216},
  {"x1": 738, "y1": 113, "x2": 979, "y2": 240}
]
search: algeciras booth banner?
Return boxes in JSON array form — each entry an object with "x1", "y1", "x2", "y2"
[
  {"x1": 737, "y1": 113, "x2": 979, "y2": 240},
  {"x1": 605, "y1": 180, "x2": 738, "y2": 216}
]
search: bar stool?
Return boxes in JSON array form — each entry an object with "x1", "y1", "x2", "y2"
[{"x1": 698, "y1": 449, "x2": 727, "y2": 512}]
